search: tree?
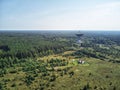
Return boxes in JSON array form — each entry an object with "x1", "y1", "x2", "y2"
[{"x1": 25, "y1": 75, "x2": 35, "y2": 86}]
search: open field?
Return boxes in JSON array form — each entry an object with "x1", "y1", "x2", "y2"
[{"x1": 0, "y1": 50, "x2": 120, "y2": 90}]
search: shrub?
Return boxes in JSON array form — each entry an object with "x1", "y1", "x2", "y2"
[
  {"x1": 25, "y1": 75, "x2": 35, "y2": 85},
  {"x1": 11, "y1": 83, "x2": 16, "y2": 87}
]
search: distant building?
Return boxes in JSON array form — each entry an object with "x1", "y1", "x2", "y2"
[{"x1": 78, "y1": 60, "x2": 85, "y2": 64}]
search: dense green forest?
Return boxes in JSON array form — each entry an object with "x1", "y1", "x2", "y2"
[{"x1": 0, "y1": 31, "x2": 120, "y2": 90}]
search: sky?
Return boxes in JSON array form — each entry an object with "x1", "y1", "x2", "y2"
[{"x1": 0, "y1": 0, "x2": 120, "y2": 30}]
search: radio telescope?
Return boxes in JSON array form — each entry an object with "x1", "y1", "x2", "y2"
[{"x1": 76, "y1": 31, "x2": 84, "y2": 45}]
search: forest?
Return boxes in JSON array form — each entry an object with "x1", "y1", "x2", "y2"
[{"x1": 0, "y1": 30, "x2": 120, "y2": 90}]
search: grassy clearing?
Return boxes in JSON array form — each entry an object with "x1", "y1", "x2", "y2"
[
  {"x1": 51, "y1": 57, "x2": 120, "y2": 90},
  {"x1": 36, "y1": 51, "x2": 120, "y2": 90},
  {"x1": 1, "y1": 51, "x2": 120, "y2": 90}
]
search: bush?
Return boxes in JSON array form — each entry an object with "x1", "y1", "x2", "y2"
[
  {"x1": 11, "y1": 83, "x2": 16, "y2": 87},
  {"x1": 49, "y1": 75, "x2": 56, "y2": 82},
  {"x1": 83, "y1": 83, "x2": 90, "y2": 90},
  {"x1": 69, "y1": 71, "x2": 74, "y2": 77},
  {"x1": 25, "y1": 75, "x2": 35, "y2": 85},
  {"x1": 9, "y1": 70, "x2": 17, "y2": 73}
]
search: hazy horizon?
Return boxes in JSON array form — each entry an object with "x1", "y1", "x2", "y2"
[
  {"x1": 0, "y1": 29, "x2": 120, "y2": 32},
  {"x1": 0, "y1": 0, "x2": 120, "y2": 31}
]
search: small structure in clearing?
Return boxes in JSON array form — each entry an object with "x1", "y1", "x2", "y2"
[
  {"x1": 71, "y1": 59, "x2": 85, "y2": 65},
  {"x1": 78, "y1": 59, "x2": 85, "y2": 64}
]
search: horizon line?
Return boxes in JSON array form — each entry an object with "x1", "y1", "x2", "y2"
[{"x1": 0, "y1": 30, "x2": 120, "y2": 31}]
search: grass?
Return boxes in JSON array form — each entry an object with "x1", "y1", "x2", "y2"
[
  {"x1": 52, "y1": 57, "x2": 120, "y2": 90},
  {"x1": 38, "y1": 51, "x2": 120, "y2": 90},
  {"x1": 0, "y1": 51, "x2": 120, "y2": 90}
]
